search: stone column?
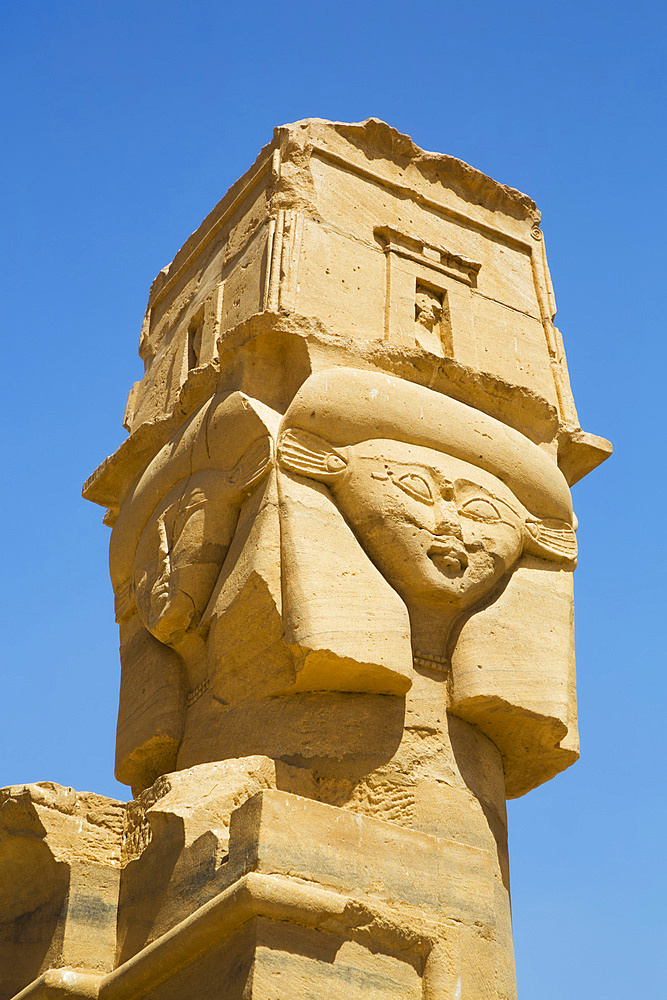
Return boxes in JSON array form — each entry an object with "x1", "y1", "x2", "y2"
[{"x1": 3, "y1": 118, "x2": 610, "y2": 1000}]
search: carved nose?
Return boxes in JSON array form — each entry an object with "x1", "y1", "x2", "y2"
[{"x1": 432, "y1": 499, "x2": 463, "y2": 538}]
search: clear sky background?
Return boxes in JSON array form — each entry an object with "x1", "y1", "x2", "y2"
[{"x1": 1, "y1": 2, "x2": 664, "y2": 996}]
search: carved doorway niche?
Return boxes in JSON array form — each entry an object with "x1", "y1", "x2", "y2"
[{"x1": 375, "y1": 226, "x2": 481, "y2": 360}]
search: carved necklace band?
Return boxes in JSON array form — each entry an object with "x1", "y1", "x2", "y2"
[{"x1": 413, "y1": 651, "x2": 449, "y2": 673}]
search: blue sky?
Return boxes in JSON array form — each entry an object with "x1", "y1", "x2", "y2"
[{"x1": 1, "y1": 2, "x2": 664, "y2": 996}]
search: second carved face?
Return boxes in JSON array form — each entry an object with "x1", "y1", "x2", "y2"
[
  {"x1": 133, "y1": 471, "x2": 241, "y2": 644},
  {"x1": 132, "y1": 437, "x2": 272, "y2": 646}
]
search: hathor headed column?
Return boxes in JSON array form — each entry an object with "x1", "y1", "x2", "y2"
[{"x1": 79, "y1": 119, "x2": 610, "y2": 999}]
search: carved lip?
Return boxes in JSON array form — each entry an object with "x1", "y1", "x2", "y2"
[{"x1": 427, "y1": 540, "x2": 468, "y2": 573}]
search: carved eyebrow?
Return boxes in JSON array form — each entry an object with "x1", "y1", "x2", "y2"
[
  {"x1": 358, "y1": 456, "x2": 440, "y2": 472},
  {"x1": 357, "y1": 456, "x2": 448, "y2": 484}
]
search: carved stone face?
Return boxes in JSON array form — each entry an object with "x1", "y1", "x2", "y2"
[
  {"x1": 131, "y1": 436, "x2": 273, "y2": 647},
  {"x1": 415, "y1": 287, "x2": 442, "y2": 333},
  {"x1": 328, "y1": 440, "x2": 525, "y2": 614},
  {"x1": 133, "y1": 471, "x2": 240, "y2": 645}
]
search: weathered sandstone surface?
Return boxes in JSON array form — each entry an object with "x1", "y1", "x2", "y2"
[{"x1": 2, "y1": 119, "x2": 609, "y2": 1000}]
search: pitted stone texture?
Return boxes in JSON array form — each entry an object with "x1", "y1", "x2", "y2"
[{"x1": 4, "y1": 118, "x2": 608, "y2": 1000}]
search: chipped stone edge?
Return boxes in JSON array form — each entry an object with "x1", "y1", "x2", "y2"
[
  {"x1": 146, "y1": 117, "x2": 540, "y2": 315},
  {"x1": 11, "y1": 970, "x2": 103, "y2": 1000}
]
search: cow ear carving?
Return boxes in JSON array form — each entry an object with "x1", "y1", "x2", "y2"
[
  {"x1": 278, "y1": 429, "x2": 348, "y2": 481},
  {"x1": 228, "y1": 435, "x2": 273, "y2": 491},
  {"x1": 114, "y1": 576, "x2": 136, "y2": 624},
  {"x1": 524, "y1": 518, "x2": 578, "y2": 564}
]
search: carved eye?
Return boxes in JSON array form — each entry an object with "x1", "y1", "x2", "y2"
[
  {"x1": 396, "y1": 474, "x2": 433, "y2": 503},
  {"x1": 460, "y1": 498, "x2": 501, "y2": 521}
]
